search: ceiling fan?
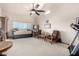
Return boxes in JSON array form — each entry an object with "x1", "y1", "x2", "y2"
[{"x1": 30, "y1": 3, "x2": 45, "y2": 16}]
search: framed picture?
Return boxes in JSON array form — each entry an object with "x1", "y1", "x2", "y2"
[
  {"x1": 76, "y1": 17, "x2": 79, "y2": 24},
  {"x1": 44, "y1": 20, "x2": 51, "y2": 29},
  {"x1": 44, "y1": 24, "x2": 51, "y2": 29}
]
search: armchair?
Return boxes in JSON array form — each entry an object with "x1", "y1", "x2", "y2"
[
  {"x1": 51, "y1": 30, "x2": 61, "y2": 42},
  {"x1": 46, "y1": 30, "x2": 61, "y2": 44}
]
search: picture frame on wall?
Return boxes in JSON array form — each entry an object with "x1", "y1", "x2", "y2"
[
  {"x1": 76, "y1": 17, "x2": 79, "y2": 24},
  {"x1": 44, "y1": 20, "x2": 51, "y2": 29},
  {"x1": 44, "y1": 24, "x2": 51, "y2": 29}
]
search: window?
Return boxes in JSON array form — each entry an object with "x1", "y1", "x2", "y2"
[{"x1": 13, "y1": 21, "x2": 32, "y2": 30}]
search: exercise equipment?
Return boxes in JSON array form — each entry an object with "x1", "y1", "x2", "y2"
[{"x1": 68, "y1": 23, "x2": 79, "y2": 56}]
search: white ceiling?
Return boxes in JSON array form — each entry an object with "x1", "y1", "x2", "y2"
[
  {"x1": 1, "y1": 3, "x2": 79, "y2": 18},
  {"x1": 1, "y1": 3, "x2": 33, "y2": 16},
  {"x1": 0, "y1": 3, "x2": 46, "y2": 17},
  {"x1": 0, "y1": 3, "x2": 69, "y2": 19}
]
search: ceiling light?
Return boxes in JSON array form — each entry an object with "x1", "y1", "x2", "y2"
[
  {"x1": 31, "y1": 11, "x2": 35, "y2": 14},
  {"x1": 45, "y1": 10, "x2": 50, "y2": 15}
]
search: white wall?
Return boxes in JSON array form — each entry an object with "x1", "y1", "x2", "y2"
[
  {"x1": 2, "y1": 10, "x2": 34, "y2": 32},
  {"x1": 36, "y1": 3, "x2": 79, "y2": 44},
  {"x1": 0, "y1": 3, "x2": 79, "y2": 44},
  {"x1": 0, "y1": 3, "x2": 35, "y2": 32},
  {"x1": 0, "y1": 4, "x2": 2, "y2": 16},
  {"x1": 0, "y1": 8, "x2": 2, "y2": 16}
]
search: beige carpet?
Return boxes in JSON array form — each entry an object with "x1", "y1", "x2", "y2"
[{"x1": 4, "y1": 37, "x2": 70, "y2": 56}]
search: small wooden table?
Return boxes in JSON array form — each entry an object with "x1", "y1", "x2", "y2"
[{"x1": 0, "y1": 41, "x2": 13, "y2": 56}]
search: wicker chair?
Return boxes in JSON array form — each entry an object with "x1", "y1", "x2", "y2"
[
  {"x1": 46, "y1": 30, "x2": 61, "y2": 44},
  {"x1": 51, "y1": 30, "x2": 61, "y2": 42}
]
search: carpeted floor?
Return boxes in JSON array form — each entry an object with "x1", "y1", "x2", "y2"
[{"x1": 4, "y1": 37, "x2": 70, "y2": 56}]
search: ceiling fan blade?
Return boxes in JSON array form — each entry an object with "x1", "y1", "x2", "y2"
[
  {"x1": 30, "y1": 3, "x2": 40, "y2": 16},
  {"x1": 35, "y1": 4, "x2": 40, "y2": 9},
  {"x1": 36, "y1": 10, "x2": 45, "y2": 12},
  {"x1": 31, "y1": 9, "x2": 35, "y2": 11},
  {"x1": 35, "y1": 12, "x2": 40, "y2": 15},
  {"x1": 35, "y1": 10, "x2": 40, "y2": 15}
]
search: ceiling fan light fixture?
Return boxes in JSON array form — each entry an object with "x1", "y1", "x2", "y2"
[
  {"x1": 45, "y1": 10, "x2": 50, "y2": 15},
  {"x1": 29, "y1": 3, "x2": 45, "y2": 16},
  {"x1": 31, "y1": 11, "x2": 35, "y2": 14}
]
